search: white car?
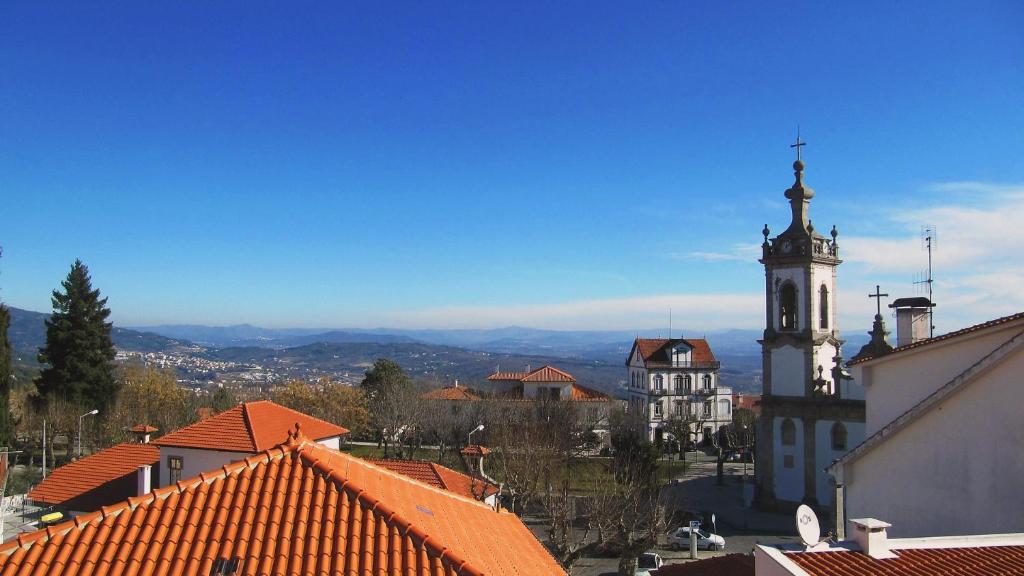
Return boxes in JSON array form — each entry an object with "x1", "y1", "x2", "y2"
[
  {"x1": 665, "y1": 526, "x2": 726, "y2": 551},
  {"x1": 635, "y1": 552, "x2": 663, "y2": 576}
]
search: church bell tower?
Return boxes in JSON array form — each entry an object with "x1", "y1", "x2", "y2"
[{"x1": 754, "y1": 139, "x2": 865, "y2": 512}]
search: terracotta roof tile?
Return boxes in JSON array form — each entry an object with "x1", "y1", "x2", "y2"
[
  {"x1": 129, "y1": 425, "x2": 158, "y2": 434},
  {"x1": 459, "y1": 445, "x2": 491, "y2": 457},
  {"x1": 569, "y1": 383, "x2": 611, "y2": 401},
  {"x1": 365, "y1": 459, "x2": 498, "y2": 500},
  {"x1": 632, "y1": 338, "x2": 717, "y2": 366},
  {"x1": 152, "y1": 400, "x2": 348, "y2": 453},
  {"x1": 520, "y1": 365, "x2": 576, "y2": 382},
  {"x1": 486, "y1": 371, "x2": 529, "y2": 381},
  {"x1": 2, "y1": 432, "x2": 563, "y2": 576},
  {"x1": 787, "y1": 545, "x2": 1024, "y2": 575},
  {"x1": 848, "y1": 310, "x2": 1024, "y2": 365},
  {"x1": 28, "y1": 444, "x2": 159, "y2": 511},
  {"x1": 422, "y1": 387, "x2": 481, "y2": 401}
]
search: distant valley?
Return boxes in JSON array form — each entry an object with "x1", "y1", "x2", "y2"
[{"x1": 8, "y1": 307, "x2": 871, "y2": 396}]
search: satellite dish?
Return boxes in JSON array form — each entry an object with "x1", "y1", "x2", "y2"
[{"x1": 796, "y1": 504, "x2": 821, "y2": 547}]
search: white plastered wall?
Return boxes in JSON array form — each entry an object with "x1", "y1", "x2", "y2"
[
  {"x1": 771, "y1": 345, "x2": 806, "y2": 397},
  {"x1": 773, "y1": 416, "x2": 804, "y2": 502},
  {"x1": 843, "y1": 347, "x2": 1024, "y2": 537}
]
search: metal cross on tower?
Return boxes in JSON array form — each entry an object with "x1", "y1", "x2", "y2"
[
  {"x1": 868, "y1": 284, "x2": 889, "y2": 316},
  {"x1": 790, "y1": 128, "x2": 806, "y2": 161}
]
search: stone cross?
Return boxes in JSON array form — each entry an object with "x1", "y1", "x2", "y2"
[{"x1": 868, "y1": 285, "x2": 889, "y2": 316}]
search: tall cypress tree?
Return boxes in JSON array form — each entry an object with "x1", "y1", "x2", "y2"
[{"x1": 36, "y1": 259, "x2": 118, "y2": 411}]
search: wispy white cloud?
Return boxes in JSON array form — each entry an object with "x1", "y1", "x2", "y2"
[
  {"x1": 376, "y1": 292, "x2": 764, "y2": 331},
  {"x1": 676, "y1": 243, "x2": 761, "y2": 263},
  {"x1": 838, "y1": 182, "x2": 1024, "y2": 331}
]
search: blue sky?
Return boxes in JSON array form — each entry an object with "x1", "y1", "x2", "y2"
[{"x1": 2, "y1": 1, "x2": 1022, "y2": 333}]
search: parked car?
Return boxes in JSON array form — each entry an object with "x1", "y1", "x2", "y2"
[
  {"x1": 635, "y1": 552, "x2": 664, "y2": 576},
  {"x1": 665, "y1": 526, "x2": 726, "y2": 551}
]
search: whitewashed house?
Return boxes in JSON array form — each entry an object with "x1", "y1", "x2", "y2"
[
  {"x1": 625, "y1": 338, "x2": 732, "y2": 444},
  {"x1": 829, "y1": 311, "x2": 1024, "y2": 537}
]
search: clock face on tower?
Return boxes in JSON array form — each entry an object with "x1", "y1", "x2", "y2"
[{"x1": 781, "y1": 239, "x2": 792, "y2": 253}]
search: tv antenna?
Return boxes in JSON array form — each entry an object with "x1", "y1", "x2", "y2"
[{"x1": 914, "y1": 225, "x2": 937, "y2": 337}]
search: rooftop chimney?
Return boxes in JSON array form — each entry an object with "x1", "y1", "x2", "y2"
[
  {"x1": 889, "y1": 297, "x2": 935, "y2": 347},
  {"x1": 850, "y1": 518, "x2": 897, "y2": 559},
  {"x1": 129, "y1": 424, "x2": 158, "y2": 444},
  {"x1": 137, "y1": 464, "x2": 152, "y2": 496}
]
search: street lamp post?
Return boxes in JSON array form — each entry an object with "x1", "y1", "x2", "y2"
[
  {"x1": 467, "y1": 424, "x2": 484, "y2": 447},
  {"x1": 77, "y1": 409, "x2": 99, "y2": 458}
]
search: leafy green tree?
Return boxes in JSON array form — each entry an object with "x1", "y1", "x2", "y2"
[
  {"x1": 209, "y1": 386, "x2": 237, "y2": 413},
  {"x1": 36, "y1": 260, "x2": 117, "y2": 411},
  {"x1": 360, "y1": 359, "x2": 423, "y2": 458}
]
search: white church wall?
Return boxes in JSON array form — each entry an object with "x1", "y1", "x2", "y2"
[
  {"x1": 815, "y1": 419, "x2": 864, "y2": 505},
  {"x1": 844, "y1": 348, "x2": 1024, "y2": 537},
  {"x1": 771, "y1": 346, "x2": 806, "y2": 396},
  {"x1": 809, "y1": 265, "x2": 836, "y2": 331},
  {"x1": 773, "y1": 416, "x2": 804, "y2": 503}
]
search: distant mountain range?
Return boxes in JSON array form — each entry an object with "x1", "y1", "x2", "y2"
[
  {"x1": 5, "y1": 306, "x2": 872, "y2": 395},
  {"x1": 7, "y1": 307, "x2": 192, "y2": 355}
]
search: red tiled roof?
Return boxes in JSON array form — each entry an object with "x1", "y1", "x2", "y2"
[
  {"x1": 27, "y1": 443, "x2": 159, "y2": 511},
  {"x1": 129, "y1": 424, "x2": 158, "y2": 434},
  {"x1": 422, "y1": 387, "x2": 481, "y2": 401},
  {"x1": 848, "y1": 311, "x2": 1024, "y2": 365},
  {"x1": 569, "y1": 383, "x2": 611, "y2": 401},
  {"x1": 652, "y1": 553, "x2": 753, "y2": 576},
  {"x1": 152, "y1": 400, "x2": 348, "y2": 453},
  {"x1": 1, "y1": 430, "x2": 564, "y2": 576},
  {"x1": 460, "y1": 445, "x2": 491, "y2": 457},
  {"x1": 486, "y1": 371, "x2": 528, "y2": 381},
  {"x1": 365, "y1": 459, "x2": 498, "y2": 500},
  {"x1": 521, "y1": 365, "x2": 576, "y2": 382},
  {"x1": 787, "y1": 545, "x2": 1024, "y2": 575},
  {"x1": 486, "y1": 365, "x2": 576, "y2": 383},
  {"x1": 631, "y1": 338, "x2": 718, "y2": 365}
]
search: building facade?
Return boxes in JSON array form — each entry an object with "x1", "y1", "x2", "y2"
[
  {"x1": 754, "y1": 153, "x2": 865, "y2": 513},
  {"x1": 625, "y1": 338, "x2": 732, "y2": 445},
  {"x1": 830, "y1": 312, "x2": 1024, "y2": 537}
]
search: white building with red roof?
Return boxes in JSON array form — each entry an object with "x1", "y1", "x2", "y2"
[
  {"x1": 151, "y1": 400, "x2": 348, "y2": 489},
  {"x1": 626, "y1": 338, "x2": 731, "y2": 444},
  {"x1": 755, "y1": 516, "x2": 1024, "y2": 575},
  {"x1": 827, "y1": 311, "x2": 1024, "y2": 538}
]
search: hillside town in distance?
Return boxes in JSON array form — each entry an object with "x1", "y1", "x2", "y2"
[{"x1": 1, "y1": 144, "x2": 1020, "y2": 576}]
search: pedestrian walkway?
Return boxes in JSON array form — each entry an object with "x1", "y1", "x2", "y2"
[{"x1": 665, "y1": 461, "x2": 794, "y2": 535}]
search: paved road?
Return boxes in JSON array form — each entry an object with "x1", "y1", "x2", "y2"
[{"x1": 569, "y1": 457, "x2": 799, "y2": 576}]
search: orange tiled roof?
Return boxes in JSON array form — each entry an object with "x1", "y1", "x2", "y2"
[
  {"x1": 129, "y1": 424, "x2": 158, "y2": 434},
  {"x1": 848, "y1": 310, "x2": 1024, "y2": 365},
  {"x1": 520, "y1": 365, "x2": 576, "y2": 382},
  {"x1": 1, "y1": 429, "x2": 564, "y2": 576},
  {"x1": 365, "y1": 459, "x2": 498, "y2": 500},
  {"x1": 27, "y1": 443, "x2": 159, "y2": 511},
  {"x1": 422, "y1": 387, "x2": 481, "y2": 401},
  {"x1": 152, "y1": 400, "x2": 348, "y2": 453},
  {"x1": 460, "y1": 445, "x2": 491, "y2": 457},
  {"x1": 486, "y1": 371, "x2": 528, "y2": 381},
  {"x1": 787, "y1": 546, "x2": 1024, "y2": 575},
  {"x1": 569, "y1": 383, "x2": 611, "y2": 401},
  {"x1": 631, "y1": 338, "x2": 717, "y2": 365}
]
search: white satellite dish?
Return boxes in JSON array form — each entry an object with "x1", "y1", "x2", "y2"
[{"x1": 796, "y1": 504, "x2": 821, "y2": 547}]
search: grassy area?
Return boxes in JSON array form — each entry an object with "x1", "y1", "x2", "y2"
[{"x1": 565, "y1": 456, "x2": 688, "y2": 495}]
